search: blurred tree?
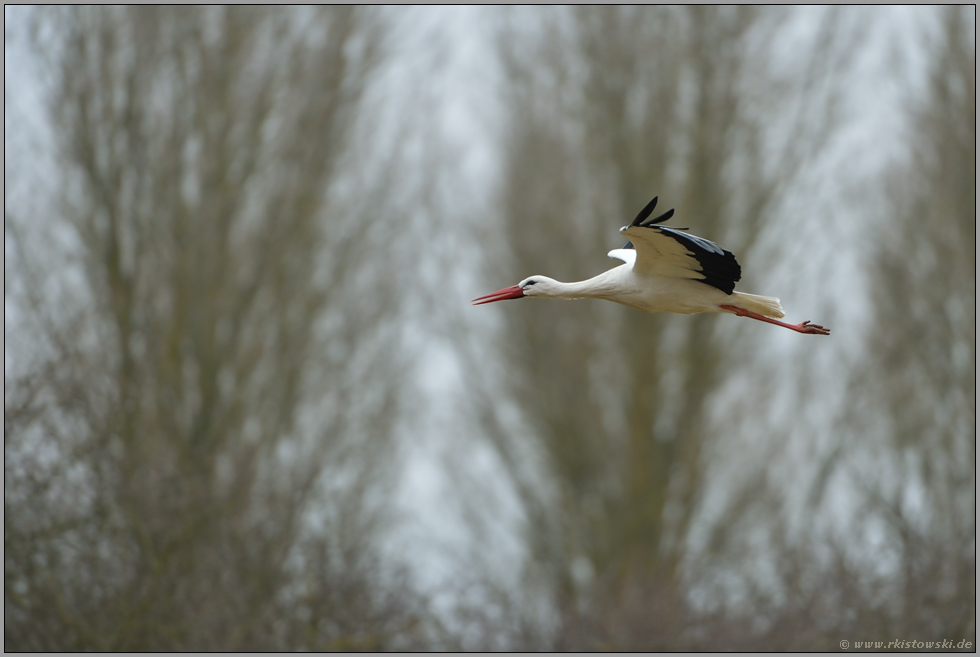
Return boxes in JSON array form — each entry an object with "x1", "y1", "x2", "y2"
[
  {"x1": 5, "y1": 6, "x2": 435, "y2": 651},
  {"x1": 703, "y1": 8, "x2": 976, "y2": 648},
  {"x1": 827, "y1": 4, "x2": 975, "y2": 641},
  {"x1": 478, "y1": 6, "x2": 855, "y2": 649}
]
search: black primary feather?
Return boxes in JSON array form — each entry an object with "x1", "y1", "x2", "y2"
[
  {"x1": 641, "y1": 208, "x2": 675, "y2": 226},
  {"x1": 653, "y1": 226, "x2": 741, "y2": 294},
  {"x1": 629, "y1": 197, "x2": 659, "y2": 226}
]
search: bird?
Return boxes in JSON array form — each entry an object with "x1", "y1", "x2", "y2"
[{"x1": 472, "y1": 196, "x2": 830, "y2": 335}]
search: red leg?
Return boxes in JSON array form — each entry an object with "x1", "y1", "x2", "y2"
[{"x1": 719, "y1": 305, "x2": 831, "y2": 335}]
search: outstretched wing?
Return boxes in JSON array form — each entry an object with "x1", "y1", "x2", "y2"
[{"x1": 616, "y1": 198, "x2": 741, "y2": 295}]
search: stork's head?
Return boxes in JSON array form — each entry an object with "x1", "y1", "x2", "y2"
[{"x1": 472, "y1": 276, "x2": 556, "y2": 305}]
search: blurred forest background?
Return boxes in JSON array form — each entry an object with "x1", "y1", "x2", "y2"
[{"x1": 4, "y1": 6, "x2": 974, "y2": 651}]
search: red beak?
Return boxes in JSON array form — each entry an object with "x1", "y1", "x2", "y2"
[{"x1": 472, "y1": 285, "x2": 525, "y2": 305}]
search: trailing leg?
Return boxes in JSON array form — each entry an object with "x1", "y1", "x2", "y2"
[{"x1": 719, "y1": 304, "x2": 830, "y2": 335}]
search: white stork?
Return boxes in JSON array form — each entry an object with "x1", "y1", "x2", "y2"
[{"x1": 472, "y1": 196, "x2": 830, "y2": 335}]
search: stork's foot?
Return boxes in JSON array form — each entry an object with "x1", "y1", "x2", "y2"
[
  {"x1": 719, "y1": 305, "x2": 831, "y2": 336},
  {"x1": 794, "y1": 320, "x2": 831, "y2": 336}
]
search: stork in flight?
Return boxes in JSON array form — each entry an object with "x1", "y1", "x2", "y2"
[{"x1": 472, "y1": 197, "x2": 830, "y2": 335}]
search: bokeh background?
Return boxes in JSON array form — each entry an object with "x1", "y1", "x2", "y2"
[{"x1": 4, "y1": 6, "x2": 974, "y2": 651}]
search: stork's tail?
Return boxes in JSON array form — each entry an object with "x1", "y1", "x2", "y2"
[{"x1": 728, "y1": 292, "x2": 784, "y2": 319}]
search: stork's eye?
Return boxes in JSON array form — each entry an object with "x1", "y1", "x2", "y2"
[{"x1": 524, "y1": 279, "x2": 537, "y2": 287}]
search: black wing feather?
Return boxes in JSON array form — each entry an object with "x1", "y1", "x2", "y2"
[
  {"x1": 629, "y1": 197, "x2": 659, "y2": 226},
  {"x1": 652, "y1": 226, "x2": 741, "y2": 294},
  {"x1": 642, "y1": 208, "x2": 675, "y2": 226}
]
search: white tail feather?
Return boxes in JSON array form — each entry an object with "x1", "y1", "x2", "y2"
[{"x1": 730, "y1": 292, "x2": 784, "y2": 318}]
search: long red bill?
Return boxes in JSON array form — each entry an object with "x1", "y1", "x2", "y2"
[{"x1": 472, "y1": 285, "x2": 525, "y2": 305}]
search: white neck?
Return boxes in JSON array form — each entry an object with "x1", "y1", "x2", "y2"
[{"x1": 530, "y1": 268, "x2": 627, "y2": 300}]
